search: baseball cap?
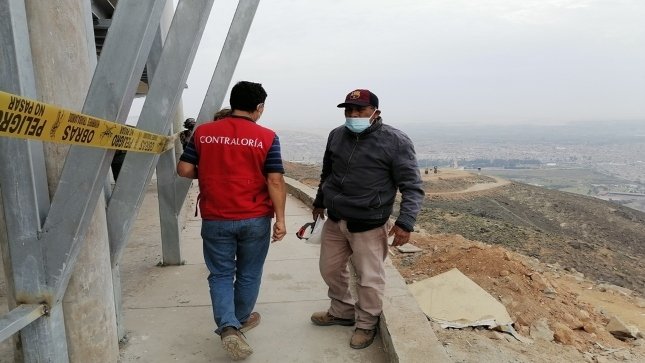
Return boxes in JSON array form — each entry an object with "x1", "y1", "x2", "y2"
[{"x1": 337, "y1": 89, "x2": 379, "y2": 108}]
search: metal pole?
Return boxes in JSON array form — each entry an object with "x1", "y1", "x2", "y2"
[
  {"x1": 106, "y1": 0, "x2": 216, "y2": 267},
  {"x1": 174, "y1": 0, "x2": 261, "y2": 223},
  {"x1": 0, "y1": 0, "x2": 59, "y2": 360}
]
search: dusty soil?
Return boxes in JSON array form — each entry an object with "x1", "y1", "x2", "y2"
[
  {"x1": 421, "y1": 169, "x2": 502, "y2": 194},
  {"x1": 391, "y1": 233, "x2": 644, "y2": 362},
  {"x1": 421, "y1": 181, "x2": 645, "y2": 296},
  {"x1": 284, "y1": 163, "x2": 645, "y2": 362},
  {"x1": 287, "y1": 163, "x2": 645, "y2": 295},
  {"x1": 283, "y1": 161, "x2": 321, "y2": 188}
]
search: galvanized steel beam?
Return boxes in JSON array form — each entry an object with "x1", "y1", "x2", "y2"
[
  {"x1": 91, "y1": 0, "x2": 114, "y2": 20},
  {"x1": 174, "y1": 0, "x2": 261, "y2": 217},
  {"x1": 0, "y1": 0, "x2": 61, "y2": 360},
  {"x1": 111, "y1": 22, "x2": 166, "y2": 342},
  {"x1": 157, "y1": 149, "x2": 183, "y2": 264},
  {"x1": 153, "y1": 3, "x2": 183, "y2": 265},
  {"x1": 0, "y1": 0, "x2": 49, "y2": 229},
  {"x1": 40, "y1": 0, "x2": 168, "y2": 303},
  {"x1": 106, "y1": 0, "x2": 215, "y2": 266},
  {"x1": 0, "y1": 305, "x2": 47, "y2": 343},
  {"x1": 1, "y1": 0, "x2": 259, "y2": 359}
]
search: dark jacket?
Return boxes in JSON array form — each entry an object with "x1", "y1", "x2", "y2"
[{"x1": 313, "y1": 118, "x2": 424, "y2": 232}]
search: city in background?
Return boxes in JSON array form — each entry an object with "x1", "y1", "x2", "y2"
[{"x1": 278, "y1": 120, "x2": 645, "y2": 212}]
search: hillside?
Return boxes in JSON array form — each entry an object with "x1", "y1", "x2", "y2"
[
  {"x1": 285, "y1": 162, "x2": 645, "y2": 296},
  {"x1": 283, "y1": 161, "x2": 321, "y2": 188},
  {"x1": 285, "y1": 162, "x2": 645, "y2": 361},
  {"x1": 421, "y1": 178, "x2": 645, "y2": 296}
]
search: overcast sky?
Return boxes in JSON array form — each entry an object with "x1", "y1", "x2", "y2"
[{"x1": 172, "y1": 0, "x2": 645, "y2": 131}]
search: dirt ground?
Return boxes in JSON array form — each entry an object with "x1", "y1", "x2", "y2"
[
  {"x1": 421, "y1": 169, "x2": 506, "y2": 194},
  {"x1": 419, "y1": 181, "x2": 645, "y2": 296},
  {"x1": 283, "y1": 161, "x2": 321, "y2": 188},
  {"x1": 391, "y1": 233, "x2": 644, "y2": 363}
]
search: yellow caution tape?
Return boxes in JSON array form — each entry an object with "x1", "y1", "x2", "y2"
[{"x1": 0, "y1": 90, "x2": 176, "y2": 153}]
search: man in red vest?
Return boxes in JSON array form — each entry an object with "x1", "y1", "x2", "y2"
[{"x1": 177, "y1": 81, "x2": 286, "y2": 360}]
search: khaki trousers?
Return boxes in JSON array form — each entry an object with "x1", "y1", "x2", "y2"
[{"x1": 319, "y1": 219, "x2": 390, "y2": 329}]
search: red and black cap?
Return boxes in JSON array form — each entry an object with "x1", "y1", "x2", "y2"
[{"x1": 337, "y1": 89, "x2": 379, "y2": 108}]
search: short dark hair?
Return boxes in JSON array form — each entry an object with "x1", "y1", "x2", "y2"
[
  {"x1": 183, "y1": 118, "x2": 196, "y2": 130},
  {"x1": 230, "y1": 81, "x2": 267, "y2": 112}
]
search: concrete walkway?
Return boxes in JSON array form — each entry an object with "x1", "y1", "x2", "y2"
[
  {"x1": 119, "y1": 184, "x2": 387, "y2": 362},
  {"x1": 1, "y1": 180, "x2": 447, "y2": 362}
]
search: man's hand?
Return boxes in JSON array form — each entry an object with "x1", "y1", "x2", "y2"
[
  {"x1": 388, "y1": 224, "x2": 410, "y2": 247},
  {"x1": 312, "y1": 208, "x2": 326, "y2": 222},
  {"x1": 272, "y1": 220, "x2": 286, "y2": 242}
]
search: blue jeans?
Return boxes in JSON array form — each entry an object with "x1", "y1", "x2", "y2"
[{"x1": 201, "y1": 216, "x2": 271, "y2": 334}]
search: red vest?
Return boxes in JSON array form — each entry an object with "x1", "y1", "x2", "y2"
[{"x1": 193, "y1": 116, "x2": 276, "y2": 220}]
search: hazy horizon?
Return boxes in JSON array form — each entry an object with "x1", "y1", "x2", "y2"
[
  {"x1": 172, "y1": 0, "x2": 645, "y2": 130},
  {"x1": 270, "y1": 119, "x2": 645, "y2": 141},
  {"x1": 129, "y1": 1, "x2": 645, "y2": 130}
]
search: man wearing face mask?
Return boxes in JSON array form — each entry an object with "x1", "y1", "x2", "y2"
[{"x1": 310, "y1": 89, "x2": 424, "y2": 349}]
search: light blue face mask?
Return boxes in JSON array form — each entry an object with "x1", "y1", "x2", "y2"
[{"x1": 344, "y1": 110, "x2": 377, "y2": 133}]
